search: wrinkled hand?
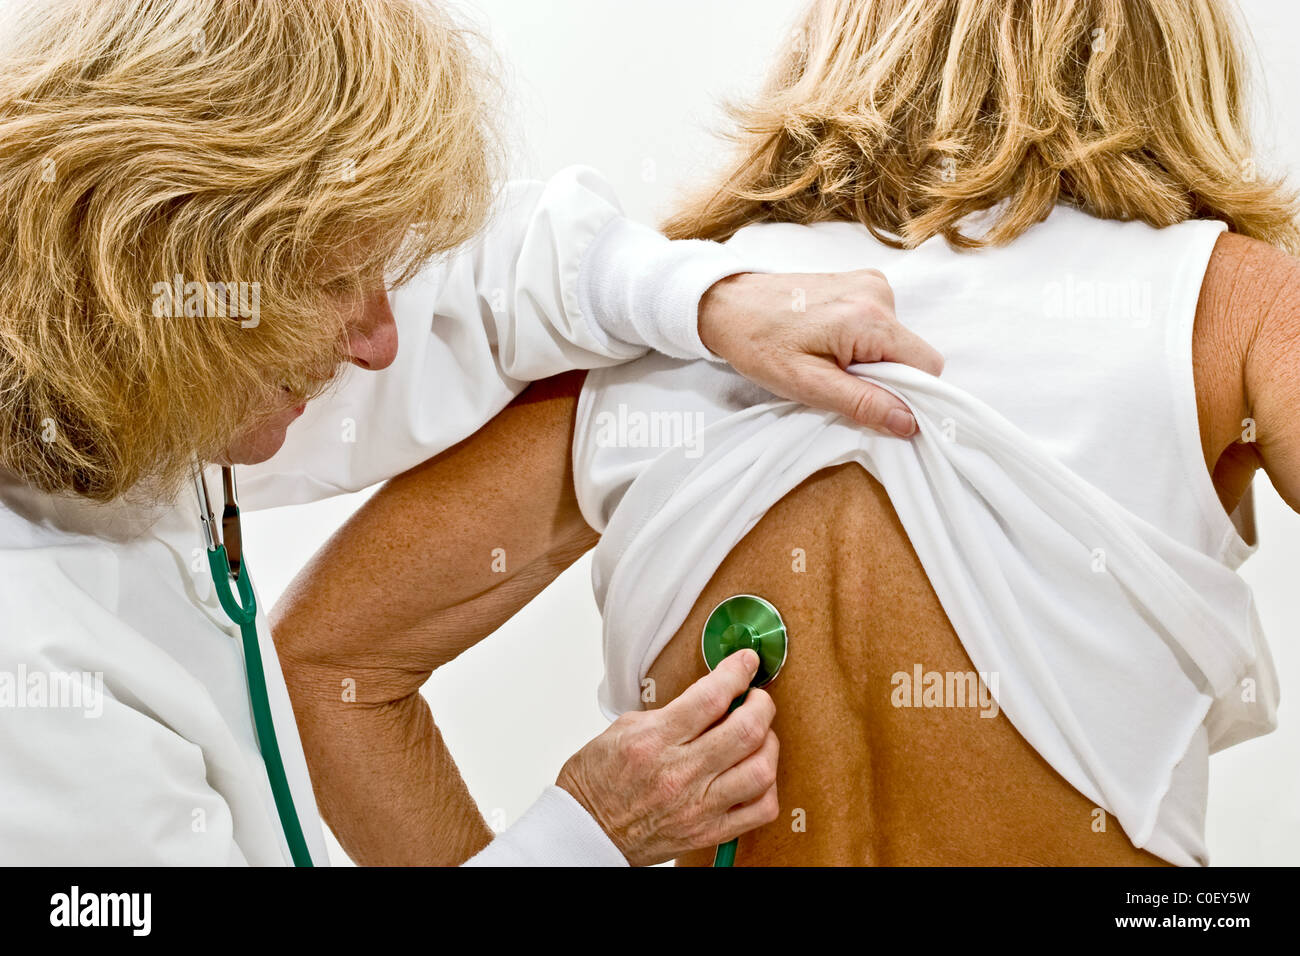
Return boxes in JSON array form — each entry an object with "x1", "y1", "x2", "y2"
[
  {"x1": 698, "y1": 269, "x2": 944, "y2": 437},
  {"x1": 556, "y1": 650, "x2": 778, "y2": 867}
]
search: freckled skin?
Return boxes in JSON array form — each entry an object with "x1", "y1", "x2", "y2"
[
  {"x1": 273, "y1": 234, "x2": 1300, "y2": 865},
  {"x1": 646, "y1": 463, "x2": 1173, "y2": 866}
]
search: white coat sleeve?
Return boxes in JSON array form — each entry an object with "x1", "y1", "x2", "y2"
[
  {"x1": 239, "y1": 165, "x2": 758, "y2": 510},
  {"x1": 461, "y1": 785, "x2": 629, "y2": 867}
]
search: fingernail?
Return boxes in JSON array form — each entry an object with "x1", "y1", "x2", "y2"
[{"x1": 886, "y1": 409, "x2": 916, "y2": 437}]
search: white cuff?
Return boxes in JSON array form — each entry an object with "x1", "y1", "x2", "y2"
[
  {"x1": 461, "y1": 785, "x2": 630, "y2": 867},
  {"x1": 578, "y1": 215, "x2": 765, "y2": 363}
]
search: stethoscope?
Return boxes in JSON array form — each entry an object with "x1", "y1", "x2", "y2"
[
  {"x1": 192, "y1": 462, "x2": 314, "y2": 867},
  {"x1": 700, "y1": 594, "x2": 788, "y2": 867}
]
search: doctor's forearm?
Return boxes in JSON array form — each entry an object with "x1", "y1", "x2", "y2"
[
  {"x1": 272, "y1": 373, "x2": 596, "y2": 864},
  {"x1": 275, "y1": 655, "x2": 493, "y2": 865},
  {"x1": 275, "y1": 537, "x2": 593, "y2": 865}
]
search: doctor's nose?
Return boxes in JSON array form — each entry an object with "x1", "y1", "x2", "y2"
[{"x1": 345, "y1": 286, "x2": 399, "y2": 371}]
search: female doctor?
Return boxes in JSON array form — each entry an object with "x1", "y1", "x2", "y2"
[{"x1": 0, "y1": 0, "x2": 942, "y2": 866}]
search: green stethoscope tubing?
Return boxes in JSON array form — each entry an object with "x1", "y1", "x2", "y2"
[
  {"x1": 203, "y1": 526, "x2": 314, "y2": 867},
  {"x1": 700, "y1": 594, "x2": 788, "y2": 868}
]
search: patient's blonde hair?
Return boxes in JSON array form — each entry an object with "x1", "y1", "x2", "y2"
[
  {"x1": 0, "y1": 0, "x2": 501, "y2": 501},
  {"x1": 663, "y1": 0, "x2": 1300, "y2": 253}
]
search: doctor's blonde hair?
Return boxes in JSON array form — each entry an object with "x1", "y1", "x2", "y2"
[
  {"x1": 0, "y1": 0, "x2": 502, "y2": 501},
  {"x1": 664, "y1": 0, "x2": 1300, "y2": 253}
]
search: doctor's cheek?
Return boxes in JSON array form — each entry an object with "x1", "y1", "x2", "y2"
[{"x1": 218, "y1": 288, "x2": 398, "y2": 465}]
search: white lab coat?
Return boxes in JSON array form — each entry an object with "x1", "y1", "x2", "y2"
[{"x1": 0, "y1": 166, "x2": 749, "y2": 866}]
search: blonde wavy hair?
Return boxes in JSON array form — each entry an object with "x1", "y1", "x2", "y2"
[
  {"x1": 0, "y1": 0, "x2": 502, "y2": 501},
  {"x1": 663, "y1": 0, "x2": 1300, "y2": 253}
]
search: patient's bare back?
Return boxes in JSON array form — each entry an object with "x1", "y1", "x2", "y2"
[{"x1": 643, "y1": 463, "x2": 1173, "y2": 866}]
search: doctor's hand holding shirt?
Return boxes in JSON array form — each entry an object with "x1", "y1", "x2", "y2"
[{"x1": 0, "y1": 0, "x2": 943, "y2": 867}]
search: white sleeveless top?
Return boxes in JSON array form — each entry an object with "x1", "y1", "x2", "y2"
[{"x1": 571, "y1": 204, "x2": 1281, "y2": 866}]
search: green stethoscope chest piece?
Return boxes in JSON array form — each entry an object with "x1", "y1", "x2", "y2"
[
  {"x1": 701, "y1": 593, "x2": 788, "y2": 869},
  {"x1": 701, "y1": 594, "x2": 787, "y2": 689}
]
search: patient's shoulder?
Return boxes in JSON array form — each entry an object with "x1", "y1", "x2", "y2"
[
  {"x1": 1197, "y1": 232, "x2": 1300, "y2": 511},
  {"x1": 1206, "y1": 231, "x2": 1300, "y2": 295},
  {"x1": 1200, "y1": 232, "x2": 1300, "y2": 325},
  {"x1": 1201, "y1": 232, "x2": 1300, "y2": 380}
]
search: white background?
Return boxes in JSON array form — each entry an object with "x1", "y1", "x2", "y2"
[{"x1": 244, "y1": 0, "x2": 1300, "y2": 866}]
